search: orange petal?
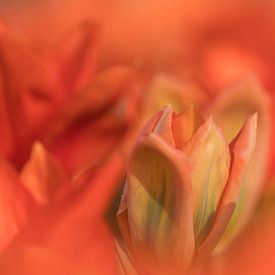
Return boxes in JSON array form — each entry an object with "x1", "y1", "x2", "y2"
[
  {"x1": 206, "y1": 76, "x2": 271, "y2": 249},
  {"x1": 48, "y1": 66, "x2": 139, "y2": 129},
  {"x1": 126, "y1": 133, "x2": 194, "y2": 268},
  {"x1": 0, "y1": 73, "x2": 15, "y2": 159},
  {"x1": 20, "y1": 142, "x2": 67, "y2": 205},
  {"x1": 0, "y1": 159, "x2": 36, "y2": 252},
  {"x1": 4, "y1": 153, "x2": 124, "y2": 274},
  {"x1": 172, "y1": 105, "x2": 204, "y2": 149},
  {"x1": 143, "y1": 74, "x2": 208, "y2": 117},
  {"x1": 45, "y1": 66, "x2": 140, "y2": 175},
  {"x1": 198, "y1": 114, "x2": 257, "y2": 256},
  {"x1": 115, "y1": 240, "x2": 138, "y2": 275},
  {"x1": 186, "y1": 117, "x2": 231, "y2": 244},
  {"x1": 0, "y1": 244, "x2": 92, "y2": 275},
  {"x1": 53, "y1": 21, "x2": 99, "y2": 93},
  {"x1": 139, "y1": 105, "x2": 175, "y2": 147},
  {"x1": 0, "y1": 26, "x2": 62, "y2": 167}
]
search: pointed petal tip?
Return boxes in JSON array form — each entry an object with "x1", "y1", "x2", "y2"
[
  {"x1": 234, "y1": 112, "x2": 258, "y2": 148},
  {"x1": 201, "y1": 115, "x2": 221, "y2": 135},
  {"x1": 32, "y1": 141, "x2": 45, "y2": 152},
  {"x1": 162, "y1": 104, "x2": 174, "y2": 113},
  {"x1": 248, "y1": 112, "x2": 258, "y2": 127}
]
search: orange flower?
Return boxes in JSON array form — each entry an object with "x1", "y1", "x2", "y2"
[
  {"x1": 116, "y1": 105, "x2": 257, "y2": 273},
  {"x1": 0, "y1": 21, "x2": 141, "y2": 175},
  {"x1": 0, "y1": 142, "x2": 123, "y2": 274}
]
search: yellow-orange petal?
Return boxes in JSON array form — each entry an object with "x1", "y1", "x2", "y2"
[
  {"x1": 126, "y1": 133, "x2": 194, "y2": 267},
  {"x1": 143, "y1": 74, "x2": 207, "y2": 117},
  {"x1": 186, "y1": 117, "x2": 231, "y2": 244},
  {"x1": 198, "y1": 114, "x2": 257, "y2": 256},
  {"x1": 139, "y1": 105, "x2": 175, "y2": 147},
  {"x1": 20, "y1": 142, "x2": 67, "y2": 205},
  {"x1": 172, "y1": 105, "x2": 204, "y2": 149},
  {"x1": 206, "y1": 76, "x2": 270, "y2": 249}
]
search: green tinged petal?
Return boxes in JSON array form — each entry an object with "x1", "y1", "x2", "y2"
[
  {"x1": 187, "y1": 118, "x2": 231, "y2": 244},
  {"x1": 126, "y1": 134, "x2": 194, "y2": 266}
]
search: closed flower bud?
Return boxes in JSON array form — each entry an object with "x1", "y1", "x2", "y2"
[{"x1": 117, "y1": 105, "x2": 257, "y2": 273}]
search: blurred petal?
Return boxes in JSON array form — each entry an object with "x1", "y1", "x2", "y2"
[
  {"x1": 187, "y1": 118, "x2": 231, "y2": 244},
  {"x1": 115, "y1": 241, "x2": 138, "y2": 275},
  {"x1": 207, "y1": 77, "x2": 271, "y2": 244},
  {"x1": 53, "y1": 20, "x2": 99, "y2": 92},
  {"x1": 144, "y1": 74, "x2": 207, "y2": 116},
  {"x1": 0, "y1": 25, "x2": 62, "y2": 166},
  {"x1": 206, "y1": 193, "x2": 275, "y2": 275},
  {"x1": 45, "y1": 66, "x2": 140, "y2": 175},
  {"x1": 126, "y1": 134, "x2": 194, "y2": 268},
  {"x1": 1, "y1": 152, "x2": 124, "y2": 274},
  {"x1": 0, "y1": 244, "x2": 91, "y2": 275},
  {"x1": 0, "y1": 159, "x2": 35, "y2": 252},
  {"x1": 20, "y1": 142, "x2": 67, "y2": 205},
  {"x1": 0, "y1": 73, "x2": 15, "y2": 158},
  {"x1": 198, "y1": 114, "x2": 257, "y2": 256},
  {"x1": 172, "y1": 105, "x2": 204, "y2": 149}
]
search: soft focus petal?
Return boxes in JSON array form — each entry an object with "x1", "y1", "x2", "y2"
[
  {"x1": 207, "y1": 77, "x2": 271, "y2": 244},
  {"x1": 20, "y1": 142, "x2": 67, "y2": 205},
  {"x1": 186, "y1": 117, "x2": 230, "y2": 244},
  {"x1": 198, "y1": 114, "x2": 257, "y2": 256},
  {"x1": 144, "y1": 74, "x2": 207, "y2": 117},
  {"x1": 53, "y1": 20, "x2": 99, "y2": 93},
  {"x1": 0, "y1": 244, "x2": 91, "y2": 275},
  {"x1": 125, "y1": 133, "x2": 194, "y2": 269},
  {"x1": 0, "y1": 24, "x2": 62, "y2": 167},
  {"x1": 172, "y1": 105, "x2": 204, "y2": 149},
  {"x1": 0, "y1": 152, "x2": 124, "y2": 274},
  {"x1": 45, "y1": 66, "x2": 141, "y2": 175},
  {"x1": 0, "y1": 159, "x2": 36, "y2": 252},
  {"x1": 205, "y1": 190, "x2": 275, "y2": 275},
  {"x1": 0, "y1": 73, "x2": 15, "y2": 158}
]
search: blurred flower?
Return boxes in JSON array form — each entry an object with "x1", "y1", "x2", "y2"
[
  {"x1": 0, "y1": 142, "x2": 124, "y2": 274},
  {"x1": 116, "y1": 105, "x2": 257, "y2": 273},
  {"x1": 0, "y1": 20, "x2": 141, "y2": 176}
]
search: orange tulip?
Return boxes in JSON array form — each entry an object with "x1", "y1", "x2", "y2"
[
  {"x1": 117, "y1": 105, "x2": 257, "y2": 273},
  {"x1": 143, "y1": 75, "x2": 271, "y2": 250}
]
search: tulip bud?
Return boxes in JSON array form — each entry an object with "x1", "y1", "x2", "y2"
[{"x1": 117, "y1": 105, "x2": 257, "y2": 273}]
